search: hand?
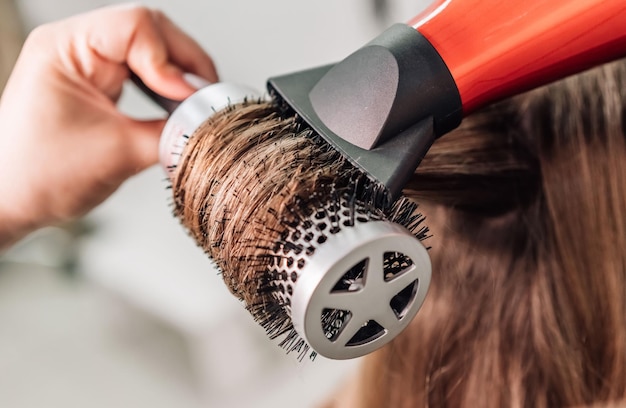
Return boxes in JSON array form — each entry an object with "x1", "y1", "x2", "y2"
[{"x1": 0, "y1": 3, "x2": 217, "y2": 248}]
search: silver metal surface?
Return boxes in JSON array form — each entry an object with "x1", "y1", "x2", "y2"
[
  {"x1": 281, "y1": 217, "x2": 431, "y2": 360},
  {"x1": 159, "y1": 82, "x2": 261, "y2": 176}
]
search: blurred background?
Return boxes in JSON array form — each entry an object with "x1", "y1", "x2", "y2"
[{"x1": 0, "y1": 0, "x2": 429, "y2": 406}]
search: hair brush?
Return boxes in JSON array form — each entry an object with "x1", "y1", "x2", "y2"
[{"x1": 135, "y1": 0, "x2": 626, "y2": 360}]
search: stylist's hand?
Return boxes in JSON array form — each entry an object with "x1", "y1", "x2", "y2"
[{"x1": 0, "y1": 3, "x2": 217, "y2": 248}]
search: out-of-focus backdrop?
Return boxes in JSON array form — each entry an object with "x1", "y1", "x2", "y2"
[{"x1": 0, "y1": 0, "x2": 428, "y2": 407}]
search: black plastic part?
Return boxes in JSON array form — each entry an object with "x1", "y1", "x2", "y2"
[
  {"x1": 267, "y1": 24, "x2": 461, "y2": 200},
  {"x1": 310, "y1": 24, "x2": 461, "y2": 150},
  {"x1": 130, "y1": 72, "x2": 181, "y2": 114},
  {"x1": 268, "y1": 65, "x2": 435, "y2": 201}
]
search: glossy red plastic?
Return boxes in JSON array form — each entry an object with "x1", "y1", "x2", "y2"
[{"x1": 409, "y1": 0, "x2": 626, "y2": 113}]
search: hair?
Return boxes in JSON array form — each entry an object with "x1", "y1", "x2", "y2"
[
  {"x1": 171, "y1": 57, "x2": 626, "y2": 404},
  {"x1": 351, "y1": 59, "x2": 626, "y2": 407}
]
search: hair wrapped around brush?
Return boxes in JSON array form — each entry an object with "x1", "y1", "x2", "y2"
[{"x1": 171, "y1": 101, "x2": 429, "y2": 359}]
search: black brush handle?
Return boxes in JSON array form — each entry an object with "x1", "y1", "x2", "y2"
[{"x1": 129, "y1": 72, "x2": 180, "y2": 114}]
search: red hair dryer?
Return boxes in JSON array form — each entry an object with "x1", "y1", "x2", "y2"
[{"x1": 269, "y1": 0, "x2": 626, "y2": 200}]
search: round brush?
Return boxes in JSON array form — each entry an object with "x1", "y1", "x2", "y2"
[{"x1": 165, "y1": 98, "x2": 431, "y2": 361}]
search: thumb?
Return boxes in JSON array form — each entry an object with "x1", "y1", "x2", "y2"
[{"x1": 123, "y1": 118, "x2": 166, "y2": 175}]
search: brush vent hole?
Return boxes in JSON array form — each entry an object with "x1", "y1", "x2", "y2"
[
  {"x1": 321, "y1": 308, "x2": 352, "y2": 341},
  {"x1": 383, "y1": 252, "x2": 414, "y2": 281},
  {"x1": 346, "y1": 320, "x2": 386, "y2": 346},
  {"x1": 331, "y1": 259, "x2": 368, "y2": 292},
  {"x1": 390, "y1": 280, "x2": 418, "y2": 319}
]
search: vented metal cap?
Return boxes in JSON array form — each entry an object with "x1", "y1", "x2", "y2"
[{"x1": 276, "y1": 218, "x2": 431, "y2": 360}]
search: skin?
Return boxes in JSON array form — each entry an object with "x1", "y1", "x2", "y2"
[{"x1": 0, "y1": 3, "x2": 218, "y2": 250}]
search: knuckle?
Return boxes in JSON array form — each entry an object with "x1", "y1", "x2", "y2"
[
  {"x1": 26, "y1": 23, "x2": 51, "y2": 43},
  {"x1": 121, "y1": 5, "x2": 170, "y2": 35},
  {"x1": 121, "y1": 3, "x2": 156, "y2": 25},
  {"x1": 149, "y1": 8, "x2": 167, "y2": 23},
  {"x1": 22, "y1": 23, "x2": 58, "y2": 58}
]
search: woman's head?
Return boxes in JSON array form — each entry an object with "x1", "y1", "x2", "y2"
[{"x1": 356, "y1": 59, "x2": 626, "y2": 407}]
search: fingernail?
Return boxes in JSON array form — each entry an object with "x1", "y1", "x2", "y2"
[{"x1": 183, "y1": 72, "x2": 212, "y2": 90}]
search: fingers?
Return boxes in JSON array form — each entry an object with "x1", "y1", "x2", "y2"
[
  {"x1": 58, "y1": 4, "x2": 217, "y2": 100},
  {"x1": 123, "y1": 7, "x2": 218, "y2": 100},
  {"x1": 149, "y1": 9, "x2": 218, "y2": 83}
]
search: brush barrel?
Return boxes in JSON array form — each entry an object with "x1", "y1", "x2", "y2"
[{"x1": 411, "y1": 0, "x2": 626, "y2": 113}]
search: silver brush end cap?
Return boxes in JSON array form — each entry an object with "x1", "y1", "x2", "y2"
[
  {"x1": 159, "y1": 82, "x2": 261, "y2": 176},
  {"x1": 290, "y1": 220, "x2": 431, "y2": 360}
]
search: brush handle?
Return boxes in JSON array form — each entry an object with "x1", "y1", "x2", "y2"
[
  {"x1": 130, "y1": 72, "x2": 181, "y2": 114},
  {"x1": 410, "y1": 0, "x2": 626, "y2": 113}
]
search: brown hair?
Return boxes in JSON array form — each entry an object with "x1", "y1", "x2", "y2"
[
  {"x1": 172, "y1": 102, "x2": 427, "y2": 357},
  {"x1": 353, "y1": 59, "x2": 626, "y2": 407}
]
